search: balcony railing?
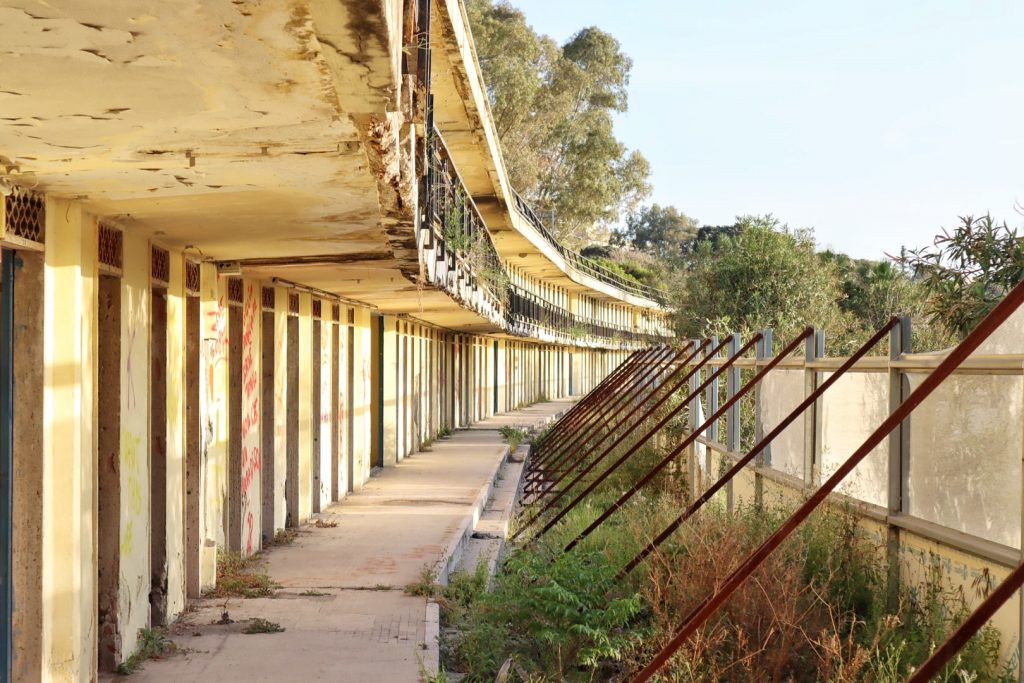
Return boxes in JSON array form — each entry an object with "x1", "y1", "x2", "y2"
[
  {"x1": 422, "y1": 127, "x2": 671, "y2": 348},
  {"x1": 508, "y1": 284, "x2": 667, "y2": 348},
  {"x1": 510, "y1": 190, "x2": 669, "y2": 304}
]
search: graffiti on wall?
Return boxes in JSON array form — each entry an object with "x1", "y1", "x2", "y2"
[{"x1": 240, "y1": 283, "x2": 261, "y2": 555}]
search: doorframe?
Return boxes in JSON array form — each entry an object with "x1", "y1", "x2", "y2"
[{"x1": 0, "y1": 249, "x2": 15, "y2": 681}]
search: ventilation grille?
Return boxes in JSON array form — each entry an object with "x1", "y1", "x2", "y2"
[
  {"x1": 262, "y1": 286, "x2": 275, "y2": 311},
  {"x1": 289, "y1": 293, "x2": 299, "y2": 315},
  {"x1": 185, "y1": 260, "x2": 201, "y2": 296},
  {"x1": 151, "y1": 245, "x2": 170, "y2": 286},
  {"x1": 312, "y1": 299, "x2": 322, "y2": 319},
  {"x1": 227, "y1": 277, "x2": 243, "y2": 305},
  {"x1": 347, "y1": 308, "x2": 355, "y2": 325},
  {"x1": 98, "y1": 223, "x2": 123, "y2": 275},
  {"x1": 2, "y1": 186, "x2": 45, "y2": 247},
  {"x1": 332, "y1": 304, "x2": 340, "y2": 321}
]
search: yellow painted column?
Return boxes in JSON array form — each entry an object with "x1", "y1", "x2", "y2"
[
  {"x1": 42, "y1": 199, "x2": 97, "y2": 681},
  {"x1": 382, "y1": 315, "x2": 398, "y2": 465},
  {"x1": 118, "y1": 231, "x2": 152, "y2": 659},
  {"x1": 297, "y1": 293, "x2": 313, "y2": 522},
  {"x1": 199, "y1": 263, "x2": 226, "y2": 590},
  {"x1": 352, "y1": 307, "x2": 373, "y2": 486},
  {"x1": 272, "y1": 287, "x2": 289, "y2": 532},
  {"x1": 318, "y1": 310, "x2": 333, "y2": 509},
  {"x1": 165, "y1": 251, "x2": 187, "y2": 619}
]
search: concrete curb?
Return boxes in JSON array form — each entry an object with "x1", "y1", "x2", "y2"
[
  {"x1": 435, "y1": 443, "x2": 510, "y2": 585},
  {"x1": 422, "y1": 600, "x2": 440, "y2": 678}
]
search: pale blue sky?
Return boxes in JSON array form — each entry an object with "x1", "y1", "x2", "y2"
[{"x1": 505, "y1": 0, "x2": 1023, "y2": 259}]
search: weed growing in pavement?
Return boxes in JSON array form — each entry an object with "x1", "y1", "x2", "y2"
[
  {"x1": 405, "y1": 565, "x2": 440, "y2": 597},
  {"x1": 242, "y1": 618, "x2": 285, "y2": 634},
  {"x1": 208, "y1": 552, "x2": 279, "y2": 599},
  {"x1": 115, "y1": 628, "x2": 177, "y2": 675}
]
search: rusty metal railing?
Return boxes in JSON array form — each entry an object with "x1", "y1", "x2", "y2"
[
  {"x1": 617, "y1": 317, "x2": 899, "y2": 579},
  {"x1": 519, "y1": 333, "x2": 765, "y2": 546},
  {"x1": 524, "y1": 345, "x2": 688, "y2": 497},
  {"x1": 561, "y1": 327, "x2": 812, "y2": 553},
  {"x1": 628, "y1": 279, "x2": 1024, "y2": 683},
  {"x1": 520, "y1": 342, "x2": 705, "y2": 512}
]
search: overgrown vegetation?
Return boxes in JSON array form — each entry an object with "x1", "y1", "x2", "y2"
[
  {"x1": 115, "y1": 628, "x2": 177, "y2": 675},
  {"x1": 499, "y1": 425, "x2": 529, "y2": 451},
  {"x1": 440, "y1": 495, "x2": 1013, "y2": 682},
  {"x1": 208, "y1": 552, "x2": 279, "y2": 599}
]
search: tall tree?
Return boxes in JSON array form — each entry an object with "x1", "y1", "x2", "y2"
[
  {"x1": 672, "y1": 216, "x2": 848, "y2": 347},
  {"x1": 612, "y1": 204, "x2": 699, "y2": 262},
  {"x1": 466, "y1": 1, "x2": 650, "y2": 245},
  {"x1": 897, "y1": 213, "x2": 1024, "y2": 338}
]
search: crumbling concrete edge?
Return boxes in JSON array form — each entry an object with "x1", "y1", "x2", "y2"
[{"x1": 422, "y1": 600, "x2": 441, "y2": 678}]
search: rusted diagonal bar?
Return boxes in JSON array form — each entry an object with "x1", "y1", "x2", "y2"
[
  {"x1": 527, "y1": 349, "x2": 671, "y2": 493},
  {"x1": 906, "y1": 559, "x2": 1024, "y2": 682},
  {"x1": 530, "y1": 346, "x2": 673, "y2": 472},
  {"x1": 512, "y1": 339, "x2": 720, "y2": 541},
  {"x1": 531, "y1": 347, "x2": 654, "y2": 459},
  {"x1": 530, "y1": 345, "x2": 675, "y2": 471},
  {"x1": 519, "y1": 335, "x2": 747, "y2": 545},
  {"x1": 523, "y1": 341, "x2": 708, "y2": 502},
  {"x1": 563, "y1": 328, "x2": 812, "y2": 553},
  {"x1": 531, "y1": 346, "x2": 664, "y2": 463},
  {"x1": 525, "y1": 344, "x2": 697, "y2": 493},
  {"x1": 629, "y1": 281, "x2": 1024, "y2": 683},
  {"x1": 618, "y1": 318, "x2": 898, "y2": 579}
]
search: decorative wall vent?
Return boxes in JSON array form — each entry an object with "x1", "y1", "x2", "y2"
[
  {"x1": 151, "y1": 245, "x2": 170, "y2": 286},
  {"x1": 332, "y1": 304, "x2": 340, "y2": 322},
  {"x1": 289, "y1": 293, "x2": 299, "y2": 315},
  {"x1": 185, "y1": 260, "x2": 201, "y2": 296},
  {"x1": 98, "y1": 223, "x2": 123, "y2": 276},
  {"x1": 262, "y1": 286, "x2": 275, "y2": 311},
  {"x1": 227, "y1": 277, "x2": 243, "y2": 306},
  {"x1": 0, "y1": 185, "x2": 45, "y2": 249},
  {"x1": 312, "y1": 300, "x2": 322, "y2": 319}
]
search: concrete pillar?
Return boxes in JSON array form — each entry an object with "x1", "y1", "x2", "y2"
[
  {"x1": 239, "y1": 281, "x2": 262, "y2": 555},
  {"x1": 41, "y1": 199, "x2": 97, "y2": 681},
  {"x1": 163, "y1": 253, "x2": 186, "y2": 620},
  {"x1": 352, "y1": 308, "x2": 372, "y2": 486},
  {"x1": 199, "y1": 263, "x2": 226, "y2": 586},
  {"x1": 297, "y1": 293, "x2": 313, "y2": 522},
  {"x1": 381, "y1": 316, "x2": 398, "y2": 465},
  {"x1": 317, "y1": 311, "x2": 333, "y2": 510},
  {"x1": 273, "y1": 288, "x2": 289, "y2": 533}
]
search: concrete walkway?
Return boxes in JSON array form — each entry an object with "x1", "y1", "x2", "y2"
[{"x1": 118, "y1": 399, "x2": 573, "y2": 683}]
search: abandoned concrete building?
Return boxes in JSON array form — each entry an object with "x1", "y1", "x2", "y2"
[{"x1": 0, "y1": 0, "x2": 674, "y2": 679}]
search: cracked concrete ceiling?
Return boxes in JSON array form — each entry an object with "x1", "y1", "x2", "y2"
[{"x1": 0, "y1": 0, "x2": 393, "y2": 260}]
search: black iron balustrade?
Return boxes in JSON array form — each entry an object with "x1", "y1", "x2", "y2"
[
  {"x1": 511, "y1": 190, "x2": 670, "y2": 304},
  {"x1": 424, "y1": 127, "x2": 508, "y2": 310},
  {"x1": 507, "y1": 284, "x2": 664, "y2": 348},
  {"x1": 421, "y1": 127, "x2": 671, "y2": 347}
]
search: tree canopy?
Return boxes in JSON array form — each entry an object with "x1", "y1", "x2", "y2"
[{"x1": 466, "y1": 0, "x2": 650, "y2": 245}]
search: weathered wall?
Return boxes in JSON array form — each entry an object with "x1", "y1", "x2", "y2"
[{"x1": 117, "y1": 231, "x2": 152, "y2": 662}]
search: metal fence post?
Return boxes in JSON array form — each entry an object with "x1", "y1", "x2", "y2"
[
  {"x1": 754, "y1": 329, "x2": 773, "y2": 507},
  {"x1": 726, "y1": 332, "x2": 741, "y2": 512},
  {"x1": 801, "y1": 330, "x2": 821, "y2": 488},
  {"x1": 686, "y1": 339, "x2": 700, "y2": 498},
  {"x1": 705, "y1": 335, "x2": 719, "y2": 480},
  {"x1": 887, "y1": 316, "x2": 911, "y2": 611}
]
